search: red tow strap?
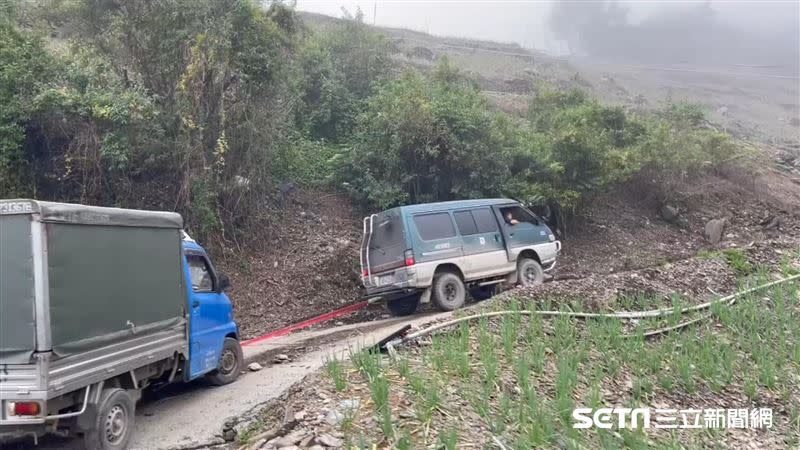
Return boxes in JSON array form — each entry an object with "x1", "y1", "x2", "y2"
[{"x1": 241, "y1": 300, "x2": 370, "y2": 347}]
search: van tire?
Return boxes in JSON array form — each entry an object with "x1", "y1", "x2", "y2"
[
  {"x1": 83, "y1": 388, "x2": 135, "y2": 450},
  {"x1": 387, "y1": 295, "x2": 420, "y2": 316},
  {"x1": 517, "y1": 258, "x2": 544, "y2": 287},
  {"x1": 207, "y1": 338, "x2": 243, "y2": 386},
  {"x1": 432, "y1": 272, "x2": 466, "y2": 311}
]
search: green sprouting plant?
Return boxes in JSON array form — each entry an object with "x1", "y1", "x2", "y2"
[
  {"x1": 437, "y1": 428, "x2": 458, "y2": 450},
  {"x1": 324, "y1": 354, "x2": 348, "y2": 391},
  {"x1": 349, "y1": 346, "x2": 382, "y2": 382},
  {"x1": 723, "y1": 248, "x2": 753, "y2": 276},
  {"x1": 500, "y1": 313, "x2": 520, "y2": 361}
]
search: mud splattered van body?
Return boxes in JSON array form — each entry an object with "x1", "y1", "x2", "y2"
[{"x1": 360, "y1": 199, "x2": 561, "y2": 315}]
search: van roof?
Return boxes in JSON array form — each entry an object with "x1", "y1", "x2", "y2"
[
  {"x1": 0, "y1": 199, "x2": 183, "y2": 229},
  {"x1": 400, "y1": 198, "x2": 516, "y2": 214}
]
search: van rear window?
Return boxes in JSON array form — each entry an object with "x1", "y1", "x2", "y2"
[
  {"x1": 369, "y1": 213, "x2": 403, "y2": 250},
  {"x1": 413, "y1": 213, "x2": 456, "y2": 241}
]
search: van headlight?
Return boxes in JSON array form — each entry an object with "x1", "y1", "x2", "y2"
[{"x1": 548, "y1": 234, "x2": 555, "y2": 242}]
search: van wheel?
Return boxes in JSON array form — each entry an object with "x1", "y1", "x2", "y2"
[
  {"x1": 387, "y1": 295, "x2": 420, "y2": 316},
  {"x1": 207, "y1": 338, "x2": 243, "y2": 386},
  {"x1": 517, "y1": 258, "x2": 544, "y2": 287},
  {"x1": 83, "y1": 389, "x2": 135, "y2": 450},
  {"x1": 432, "y1": 272, "x2": 466, "y2": 311}
]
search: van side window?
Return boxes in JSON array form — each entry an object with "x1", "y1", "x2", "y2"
[
  {"x1": 413, "y1": 213, "x2": 456, "y2": 241},
  {"x1": 472, "y1": 208, "x2": 499, "y2": 233},
  {"x1": 187, "y1": 255, "x2": 214, "y2": 292},
  {"x1": 500, "y1": 206, "x2": 539, "y2": 226},
  {"x1": 453, "y1": 210, "x2": 478, "y2": 236}
]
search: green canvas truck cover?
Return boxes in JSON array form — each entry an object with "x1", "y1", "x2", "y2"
[
  {"x1": 0, "y1": 213, "x2": 36, "y2": 363},
  {"x1": 0, "y1": 199, "x2": 186, "y2": 362}
]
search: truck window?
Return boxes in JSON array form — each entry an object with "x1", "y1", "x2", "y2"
[
  {"x1": 187, "y1": 255, "x2": 214, "y2": 292},
  {"x1": 453, "y1": 210, "x2": 478, "y2": 235},
  {"x1": 472, "y1": 208, "x2": 499, "y2": 233},
  {"x1": 413, "y1": 212, "x2": 456, "y2": 241}
]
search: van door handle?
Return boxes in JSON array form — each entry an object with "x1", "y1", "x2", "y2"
[{"x1": 192, "y1": 301, "x2": 200, "y2": 309}]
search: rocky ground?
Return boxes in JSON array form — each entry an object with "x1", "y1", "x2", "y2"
[{"x1": 215, "y1": 190, "x2": 366, "y2": 339}]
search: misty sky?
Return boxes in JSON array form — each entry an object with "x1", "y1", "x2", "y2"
[{"x1": 295, "y1": 1, "x2": 800, "y2": 57}]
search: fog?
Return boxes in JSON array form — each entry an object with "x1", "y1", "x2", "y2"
[{"x1": 295, "y1": 1, "x2": 799, "y2": 72}]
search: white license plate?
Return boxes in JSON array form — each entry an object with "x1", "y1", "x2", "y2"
[{"x1": 376, "y1": 275, "x2": 393, "y2": 286}]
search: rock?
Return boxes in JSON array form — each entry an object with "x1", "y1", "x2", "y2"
[
  {"x1": 248, "y1": 362, "x2": 263, "y2": 371},
  {"x1": 716, "y1": 106, "x2": 729, "y2": 116},
  {"x1": 222, "y1": 429, "x2": 237, "y2": 442},
  {"x1": 274, "y1": 354, "x2": 290, "y2": 363},
  {"x1": 223, "y1": 416, "x2": 237, "y2": 429},
  {"x1": 339, "y1": 399, "x2": 360, "y2": 411},
  {"x1": 308, "y1": 446, "x2": 325, "y2": 450},
  {"x1": 704, "y1": 219, "x2": 726, "y2": 244},
  {"x1": 659, "y1": 205, "x2": 679, "y2": 223},
  {"x1": 316, "y1": 433, "x2": 344, "y2": 447},
  {"x1": 294, "y1": 410, "x2": 307, "y2": 421},
  {"x1": 660, "y1": 205, "x2": 689, "y2": 228},
  {"x1": 323, "y1": 400, "x2": 359, "y2": 426},
  {"x1": 398, "y1": 410, "x2": 415, "y2": 419},
  {"x1": 324, "y1": 409, "x2": 344, "y2": 426},
  {"x1": 278, "y1": 446, "x2": 299, "y2": 450},
  {"x1": 269, "y1": 430, "x2": 305, "y2": 448}
]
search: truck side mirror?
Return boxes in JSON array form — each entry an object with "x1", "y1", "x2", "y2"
[{"x1": 217, "y1": 273, "x2": 231, "y2": 293}]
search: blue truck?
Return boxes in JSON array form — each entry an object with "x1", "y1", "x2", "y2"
[{"x1": 0, "y1": 200, "x2": 242, "y2": 449}]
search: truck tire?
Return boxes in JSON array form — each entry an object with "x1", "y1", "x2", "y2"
[
  {"x1": 83, "y1": 388, "x2": 135, "y2": 450},
  {"x1": 432, "y1": 272, "x2": 466, "y2": 311},
  {"x1": 517, "y1": 258, "x2": 544, "y2": 287},
  {"x1": 207, "y1": 337, "x2": 243, "y2": 386},
  {"x1": 387, "y1": 295, "x2": 420, "y2": 316}
]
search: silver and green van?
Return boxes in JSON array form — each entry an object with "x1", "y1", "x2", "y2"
[{"x1": 360, "y1": 199, "x2": 561, "y2": 315}]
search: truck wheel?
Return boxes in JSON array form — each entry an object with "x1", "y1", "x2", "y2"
[
  {"x1": 517, "y1": 258, "x2": 544, "y2": 287},
  {"x1": 432, "y1": 272, "x2": 466, "y2": 311},
  {"x1": 207, "y1": 337, "x2": 243, "y2": 386},
  {"x1": 83, "y1": 388, "x2": 135, "y2": 450},
  {"x1": 387, "y1": 295, "x2": 420, "y2": 316}
]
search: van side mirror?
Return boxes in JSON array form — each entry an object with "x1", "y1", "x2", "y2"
[{"x1": 217, "y1": 273, "x2": 231, "y2": 293}]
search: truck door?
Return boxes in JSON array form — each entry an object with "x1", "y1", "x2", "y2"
[{"x1": 184, "y1": 250, "x2": 230, "y2": 379}]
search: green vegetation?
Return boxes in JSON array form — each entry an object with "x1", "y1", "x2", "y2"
[
  {"x1": 325, "y1": 258, "x2": 800, "y2": 448},
  {"x1": 1, "y1": 1, "x2": 754, "y2": 243}
]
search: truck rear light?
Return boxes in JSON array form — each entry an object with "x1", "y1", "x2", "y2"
[
  {"x1": 404, "y1": 249, "x2": 415, "y2": 267},
  {"x1": 10, "y1": 401, "x2": 41, "y2": 416},
  {"x1": 362, "y1": 268, "x2": 369, "y2": 277}
]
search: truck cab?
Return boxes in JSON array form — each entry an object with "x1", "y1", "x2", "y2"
[{"x1": 181, "y1": 234, "x2": 242, "y2": 382}]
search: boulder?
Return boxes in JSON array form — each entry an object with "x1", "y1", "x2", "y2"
[
  {"x1": 704, "y1": 219, "x2": 726, "y2": 244},
  {"x1": 248, "y1": 362, "x2": 263, "y2": 371}
]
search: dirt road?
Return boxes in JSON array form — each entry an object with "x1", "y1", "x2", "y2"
[{"x1": 130, "y1": 312, "x2": 451, "y2": 450}]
